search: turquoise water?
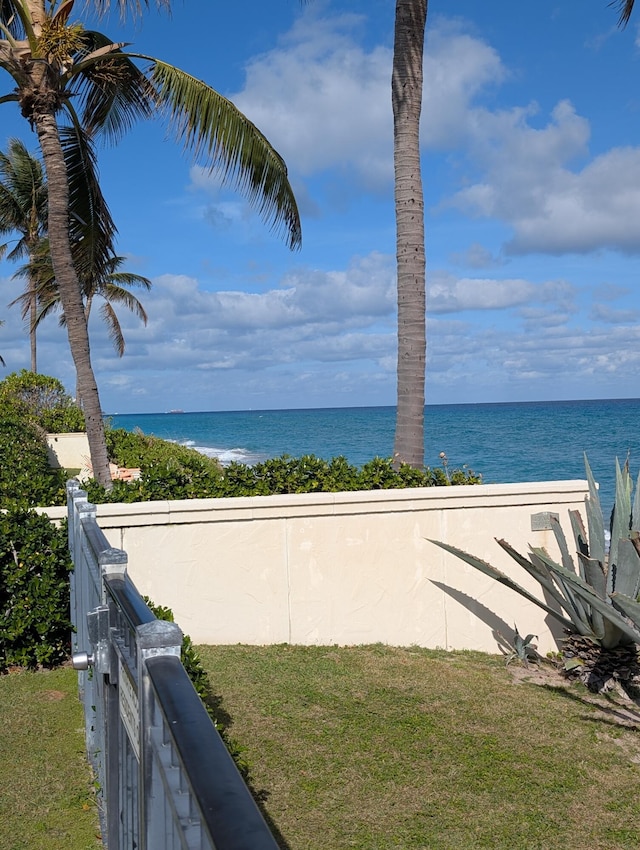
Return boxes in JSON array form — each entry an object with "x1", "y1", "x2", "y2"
[{"x1": 108, "y1": 398, "x2": 640, "y2": 512}]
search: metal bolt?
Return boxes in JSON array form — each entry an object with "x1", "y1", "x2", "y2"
[{"x1": 72, "y1": 651, "x2": 94, "y2": 670}]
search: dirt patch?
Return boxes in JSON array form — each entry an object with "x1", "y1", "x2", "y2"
[
  {"x1": 507, "y1": 660, "x2": 640, "y2": 729},
  {"x1": 40, "y1": 690, "x2": 66, "y2": 701}
]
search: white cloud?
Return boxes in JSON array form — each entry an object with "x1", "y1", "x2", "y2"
[
  {"x1": 429, "y1": 272, "x2": 536, "y2": 313},
  {"x1": 446, "y1": 96, "x2": 640, "y2": 255},
  {"x1": 224, "y1": 12, "x2": 506, "y2": 194},
  {"x1": 231, "y1": 10, "x2": 393, "y2": 189}
]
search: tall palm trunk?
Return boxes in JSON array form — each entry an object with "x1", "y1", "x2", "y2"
[
  {"x1": 29, "y1": 277, "x2": 37, "y2": 371},
  {"x1": 392, "y1": 0, "x2": 427, "y2": 469},
  {"x1": 33, "y1": 107, "x2": 112, "y2": 488}
]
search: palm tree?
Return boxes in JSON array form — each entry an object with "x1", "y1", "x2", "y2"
[
  {"x1": 391, "y1": 0, "x2": 428, "y2": 468},
  {"x1": 0, "y1": 138, "x2": 47, "y2": 372},
  {"x1": 14, "y1": 240, "x2": 152, "y2": 393},
  {"x1": 0, "y1": 1, "x2": 301, "y2": 489}
]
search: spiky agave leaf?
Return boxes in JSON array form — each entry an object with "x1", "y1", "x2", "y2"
[
  {"x1": 632, "y1": 469, "x2": 640, "y2": 531},
  {"x1": 612, "y1": 537, "x2": 640, "y2": 600},
  {"x1": 610, "y1": 591, "x2": 640, "y2": 630},
  {"x1": 524, "y1": 546, "x2": 595, "y2": 638},
  {"x1": 530, "y1": 547, "x2": 640, "y2": 647},
  {"x1": 583, "y1": 454, "x2": 606, "y2": 565},
  {"x1": 428, "y1": 539, "x2": 576, "y2": 631},
  {"x1": 577, "y1": 553, "x2": 607, "y2": 641},
  {"x1": 608, "y1": 457, "x2": 634, "y2": 593}
]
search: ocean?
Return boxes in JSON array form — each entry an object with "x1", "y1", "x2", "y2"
[{"x1": 108, "y1": 398, "x2": 640, "y2": 514}]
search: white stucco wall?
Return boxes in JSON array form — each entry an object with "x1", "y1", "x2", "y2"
[
  {"x1": 46, "y1": 432, "x2": 90, "y2": 472},
  {"x1": 47, "y1": 479, "x2": 589, "y2": 654}
]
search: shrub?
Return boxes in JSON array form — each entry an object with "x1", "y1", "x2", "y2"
[
  {"x1": 85, "y1": 434, "x2": 481, "y2": 504},
  {"x1": 0, "y1": 370, "x2": 85, "y2": 433},
  {"x1": 0, "y1": 510, "x2": 73, "y2": 670},
  {"x1": 83, "y1": 428, "x2": 225, "y2": 502},
  {"x1": 0, "y1": 414, "x2": 67, "y2": 508}
]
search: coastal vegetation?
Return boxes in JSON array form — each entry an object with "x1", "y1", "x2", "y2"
[
  {"x1": 432, "y1": 456, "x2": 640, "y2": 695},
  {"x1": 0, "y1": 0, "x2": 302, "y2": 490},
  {"x1": 83, "y1": 426, "x2": 481, "y2": 504}
]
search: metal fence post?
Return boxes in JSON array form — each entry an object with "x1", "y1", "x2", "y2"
[
  {"x1": 67, "y1": 481, "x2": 281, "y2": 850},
  {"x1": 137, "y1": 619, "x2": 183, "y2": 850}
]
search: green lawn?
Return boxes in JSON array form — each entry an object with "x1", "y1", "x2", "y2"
[
  {"x1": 198, "y1": 645, "x2": 640, "y2": 850},
  {"x1": 0, "y1": 666, "x2": 101, "y2": 850},
  {"x1": 3, "y1": 647, "x2": 640, "y2": 850}
]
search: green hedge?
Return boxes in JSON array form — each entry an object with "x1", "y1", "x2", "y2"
[
  {"x1": 84, "y1": 428, "x2": 481, "y2": 503},
  {"x1": 0, "y1": 415, "x2": 67, "y2": 509},
  {"x1": 0, "y1": 510, "x2": 72, "y2": 670},
  {"x1": 0, "y1": 370, "x2": 85, "y2": 433}
]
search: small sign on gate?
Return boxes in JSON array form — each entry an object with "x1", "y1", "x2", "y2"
[{"x1": 118, "y1": 658, "x2": 140, "y2": 760}]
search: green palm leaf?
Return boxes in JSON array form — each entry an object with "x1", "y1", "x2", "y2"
[
  {"x1": 58, "y1": 120, "x2": 117, "y2": 280},
  {"x1": 69, "y1": 30, "x2": 155, "y2": 139},
  {"x1": 149, "y1": 60, "x2": 302, "y2": 250}
]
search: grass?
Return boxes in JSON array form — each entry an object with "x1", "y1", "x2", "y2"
[
  {"x1": 197, "y1": 645, "x2": 640, "y2": 850},
  {"x1": 3, "y1": 647, "x2": 640, "y2": 850},
  {"x1": 0, "y1": 665, "x2": 101, "y2": 850}
]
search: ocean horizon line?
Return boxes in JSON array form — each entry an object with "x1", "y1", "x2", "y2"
[{"x1": 105, "y1": 395, "x2": 640, "y2": 418}]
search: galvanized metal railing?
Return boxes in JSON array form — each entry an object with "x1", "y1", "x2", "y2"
[{"x1": 67, "y1": 480, "x2": 280, "y2": 850}]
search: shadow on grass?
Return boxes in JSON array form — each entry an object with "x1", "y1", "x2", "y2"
[
  {"x1": 535, "y1": 680, "x2": 640, "y2": 731},
  {"x1": 199, "y1": 676, "x2": 293, "y2": 850}
]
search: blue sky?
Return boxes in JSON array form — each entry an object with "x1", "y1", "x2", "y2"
[{"x1": 2, "y1": 0, "x2": 640, "y2": 413}]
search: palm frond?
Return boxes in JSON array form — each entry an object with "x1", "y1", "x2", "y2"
[
  {"x1": 99, "y1": 300, "x2": 125, "y2": 355},
  {"x1": 99, "y1": 281, "x2": 149, "y2": 322},
  {"x1": 150, "y1": 60, "x2": 302, "y2": 250},
  {"x1": 0, "y1": 139, "x2": 47, "y2": 261},
  {"x1": 612, "y1": 0, "x2": 635, "y2": 27},
  {"x1": 69, "y1": 30, "x2": 155, "y2": 140},
  {"x1": 58, "y1": 119, "x2": 118, "y2": 280},
  {"x1": 90, "y1": 0, "x2": 172, "y2": 20},
  {"x1": 0, "y1": 1, "x2": 27, "y2": 40}
]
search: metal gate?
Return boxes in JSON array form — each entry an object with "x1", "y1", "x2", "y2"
[{"x1": 67, "y1": 480, "x2": 280, "y2": 850}]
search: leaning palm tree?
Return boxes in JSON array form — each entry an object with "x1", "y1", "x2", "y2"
[
  {"x1": 0, "y1": 139, "x2": 48, "y2": 372},
  {"x1": 0, "y1": 1, "x2": 301, "y2": 488},
  {"x1": 392, "y1": 0, "x2": 428, "y2": 468}
]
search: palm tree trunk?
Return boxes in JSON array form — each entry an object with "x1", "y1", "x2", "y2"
[
  {"x1": 33, "y1": 109, "x2": 112, "y2": 489},
  {"x1": 29, "y1": 276, "x2": 37, "y2": 372},
  {"x1": 392, "y1": 0, "x2": 427, "y2": 469}
]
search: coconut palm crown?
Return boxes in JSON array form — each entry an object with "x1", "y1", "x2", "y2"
[{"x1": 0, "y1": 0, "x2": 301, "y2": 487}]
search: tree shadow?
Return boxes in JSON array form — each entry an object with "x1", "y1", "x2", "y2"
[{"x1": 200, "y1": 678, "x2": 293, "y2": 850}]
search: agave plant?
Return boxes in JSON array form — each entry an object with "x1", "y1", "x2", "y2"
[{"x1": 430, "y1": 455, "x2": 640, "y2": 693}]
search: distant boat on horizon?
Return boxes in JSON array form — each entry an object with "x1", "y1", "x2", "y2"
[{"x1": 168, "y1": 409, "x2": 184, "y2": 414}]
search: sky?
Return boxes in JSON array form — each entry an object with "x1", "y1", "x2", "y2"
[{"x1": 1, "y1": 0, "x2": 640, "y2": 413}]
